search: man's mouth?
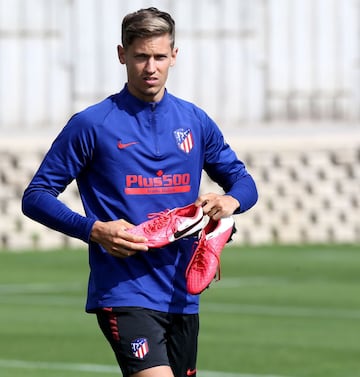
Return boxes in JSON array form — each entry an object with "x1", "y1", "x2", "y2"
[{"x1": 144, "y1": 77, "x2": 157, "y2": 85}]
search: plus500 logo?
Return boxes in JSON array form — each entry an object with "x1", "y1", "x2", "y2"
[{"x1": 125, "y1": 173, "x2": 191, "y2": 194}]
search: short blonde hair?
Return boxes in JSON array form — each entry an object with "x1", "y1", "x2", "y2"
[{"x1": 121, "y1": 7, "x2": 175, "y2": 49}]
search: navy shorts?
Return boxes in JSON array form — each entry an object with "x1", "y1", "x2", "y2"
[{"x1": 96, "y1": 307, "x2": 199, "y2": 377}]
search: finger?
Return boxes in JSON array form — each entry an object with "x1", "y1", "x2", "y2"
[
  {"x1": 123, "y1": 231, "x2": 148, "y2": 245},
  {"x1": 123, "y1": 250, "x2": 137, "y2": 258},
  {"x1": 120, "y1": 238, "x2": 148, "y2": 252},
  {"x1": 105, "y1": 236, "x2": 148, "y2": 256},
  {"x1": 199, "y1": 200, "x2": 213, "y2": 214},
  {"x1": 194, "y1": 195, "x2": 209, "y2": 207},
  {"x1": 209, "y1": 207, "x2": 221, "y2": 217},
  {"x1": 211, "y1": 210, "x2": 222, "y2": 221}
]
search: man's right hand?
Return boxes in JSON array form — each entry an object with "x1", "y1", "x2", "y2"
[{"x1": 90, "y1": 219, "x2": 148, "y2": 258}]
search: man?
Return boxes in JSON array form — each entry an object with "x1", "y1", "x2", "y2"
[{"x1": 22, "y1": 7, "x2": 258, "y2": 377}]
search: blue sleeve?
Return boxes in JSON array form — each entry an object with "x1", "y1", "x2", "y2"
[
  {"x1": 22, "y1": 113, "x2": 97, "y2": 243},
  {"x1": 203, "y1": 117, "x2": 258, "y2": 213}
]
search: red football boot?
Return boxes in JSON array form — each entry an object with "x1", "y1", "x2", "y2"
[
  {"x1": 127, "y1": 203, "x2": 205, "y2": 248},
  {"x1": 186, "y1": 216, "x2": 235, "y2": 295}
]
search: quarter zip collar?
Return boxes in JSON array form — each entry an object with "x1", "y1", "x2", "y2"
[{"x1": 115, "y1": 84, "x2": 170, "y2": 115}]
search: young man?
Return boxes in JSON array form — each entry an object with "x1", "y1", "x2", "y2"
[{"x1": 22, "y1": 7, "x2": 258, "y2": 377}]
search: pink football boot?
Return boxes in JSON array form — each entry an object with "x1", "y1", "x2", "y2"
[
  {"x1": 127, "y1": 203, "x2": 205, "y2": 248},
  {"x1": 186, "y1": 216, "x2": 235, "y2": 295}
]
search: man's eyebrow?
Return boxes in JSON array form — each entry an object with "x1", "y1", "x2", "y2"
[{"x1": 134, "y1": 52, "x2": 169, "y2": 57}]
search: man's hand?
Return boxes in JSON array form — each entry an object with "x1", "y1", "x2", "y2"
[
  {"x1": 195, "y1": 193, "x2": 240, "y2": 220},
  {"x1": 90, "y1": 219, "x2": 148, "y2": 258}
]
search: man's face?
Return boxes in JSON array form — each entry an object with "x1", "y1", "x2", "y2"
[{"x1": 118, "y1": 34, "x2": 178, "y2": 102}]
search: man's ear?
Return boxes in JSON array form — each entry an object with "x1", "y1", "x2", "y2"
[
  {"x1": 117, "y1": 45, "x2": 126, "y2": 64},
  {"x1": 170, "y1": 47, "x2": 178, "y2": 67}
]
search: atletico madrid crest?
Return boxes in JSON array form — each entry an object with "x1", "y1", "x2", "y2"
[
  {"x1": 174, "y1": 128, "x2": 194, "y2": 154},
  {"x1": 131, "y1": 338, "x2": 149, "y2": 359}
]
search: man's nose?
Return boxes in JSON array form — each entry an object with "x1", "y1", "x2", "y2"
[{"x1": 145, "y1": 57, "x2": 156, "y2": 73}]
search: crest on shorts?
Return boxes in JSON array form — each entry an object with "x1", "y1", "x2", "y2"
[
  {"x1": 174, "y1": 128, "x2": 194, "y2": 154},
  {"x1": 131, "y1": 337, "x2": 149, "y2": 359}
]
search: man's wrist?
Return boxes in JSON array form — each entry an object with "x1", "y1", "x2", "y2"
[
  {"x1": 90, "y1": 220, "x2": 103, "y2": 242},
  {"x1": 226, "y1": 195, "x2": 240, "y2": 213}
]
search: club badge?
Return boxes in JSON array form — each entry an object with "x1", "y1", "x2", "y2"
[
  {"x1": 174, "y1": 128, "x2": 194, "y2": 154},
  {"x1": 131, "y1": 337, "x2": 149, "y2": 359}
]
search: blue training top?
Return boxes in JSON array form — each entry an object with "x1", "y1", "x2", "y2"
[{"x1": 22, "y1": 85, "x2": 258, "y2": 314}]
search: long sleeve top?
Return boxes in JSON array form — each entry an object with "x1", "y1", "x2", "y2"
[{"x1": 22, "y1": 85, "x2": 258, "y2": 314}]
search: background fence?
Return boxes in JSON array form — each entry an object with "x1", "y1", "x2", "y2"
[
  {"x1": 0, "y1": 0, "x2": 359, "y2": 249},
  {"x1": 1, "y1": 0, "x2": 359, "y2": 133}
]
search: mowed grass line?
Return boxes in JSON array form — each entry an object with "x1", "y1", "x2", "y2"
[{"x1": 0, "y1": 245, "x2": 360, "y2": 377}]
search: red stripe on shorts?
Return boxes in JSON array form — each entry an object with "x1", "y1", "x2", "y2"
[{"x1": 103, "y1": 308, "x2": 120, "y2": 341}]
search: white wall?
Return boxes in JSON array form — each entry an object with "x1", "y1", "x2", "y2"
[{"x1": 1, "y1": 0, "x2": 359, "y2": 135}]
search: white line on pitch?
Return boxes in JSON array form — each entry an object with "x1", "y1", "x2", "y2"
[
  {"x1": 2, "y1": 281, "x2": 360, "y2": 320},
  {"x1": 201, "y1": 302, "x2": 360, "y2": 320},
  {"x1": 0, "y1": 359, "x2": 294, "y2": 377},
  {"x1": 0, "y1": 282, "x2": 83, "y2": 294}
]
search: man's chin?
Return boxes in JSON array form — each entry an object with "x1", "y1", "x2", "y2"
[
  {"x1": 141, "y1": 87, "x2": 164, "y2": 102},
  {"x1": 128, "y1": 84, "x2": 164, "y2": 102}
]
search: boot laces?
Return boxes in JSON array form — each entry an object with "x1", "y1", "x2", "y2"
[
  {"x1": 191, "y1": 240, "x2": 221, "y2": 281},
  {"x1": 143, "y1": 210, "x2": 176, "y2": 234}
]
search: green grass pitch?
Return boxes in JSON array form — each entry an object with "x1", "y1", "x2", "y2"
[{"x1": 0, "y1": 244, "x2": 360, "y2": 377}]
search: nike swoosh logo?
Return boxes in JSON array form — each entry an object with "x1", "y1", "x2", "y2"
[
  {"x1": 187, "y1": 368, "x2": 197, "y2": 376},
  {"x1": 117, "y1": 141, "x2": 139, "y2": 149},
  {"x1": 173, "y1": 217, "x2": 203, "y2": 240}
]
